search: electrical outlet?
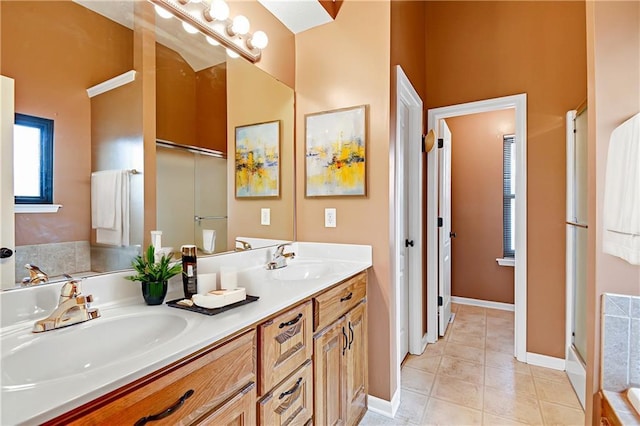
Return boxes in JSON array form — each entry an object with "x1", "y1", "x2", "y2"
[
  {"x1": 261, "y1": 208, "x2": 270, "y2": 225},
  {"x1": 325, "y1": 208, "x2": 337, "y2": 228}
]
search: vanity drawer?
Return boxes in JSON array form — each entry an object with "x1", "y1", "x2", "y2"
[
  {"x1": 259, "y1": 301, "x2": 313, "y2": 395},
  {"x1": 313, "y1": 271, "x2": 366, "y2": 332},
  {"x1": 63, "y1": 329, "x2": 256, "y2": 426},
  {"x1": 258, "y1": 359, "x2": 314, "y2": 426}
]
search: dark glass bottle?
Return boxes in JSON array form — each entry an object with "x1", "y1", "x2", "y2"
[{"x1": 181, "y1": 245, "x2": 198, "y2": 298}]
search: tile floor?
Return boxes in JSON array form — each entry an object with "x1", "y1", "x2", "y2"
[{"x1": 360, "y1": 303, "x2": 585, "y2": 425}]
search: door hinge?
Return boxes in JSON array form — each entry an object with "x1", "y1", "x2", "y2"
[
  {"x1": 421, "y1": 134, "x2": 426, "y2": 152},
  {"x1": 438, "y1": 296, "x2": 443, "y2": 306},
  {"x1": 437, "y1": 217, "x2": 443, "y2": 227},
  {"x1": 438, "y1": 138, "x2": 444, "y2": 149}
]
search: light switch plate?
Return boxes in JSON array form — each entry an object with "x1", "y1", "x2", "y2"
[
  {"x1": 325, "y1": 208, "x2": 337, "y2": 228},
  {"x1": 261, "y1": 208, "x2": 270, "y2": 225}
]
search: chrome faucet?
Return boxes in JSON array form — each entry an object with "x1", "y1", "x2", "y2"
[
  {"x1": 235, "y1": 239, "x2": 253, "y2": 251},
  {"x1": 32, "y1": 279, "x2": 100, "y2": 333},
  {"x1": 266, "y1": 243, "x2": 295, "y2": 270},
  {"x1": 21, "y1": 263, "x2": 49, "y2": 286}
]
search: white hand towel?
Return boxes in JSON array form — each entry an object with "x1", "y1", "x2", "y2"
[
  {"x1": 92, "y1": 170, "x2": 130, "y2": 247},
  {"x1": 91, "y1": 170, "x2": 121, "y2": 229},
  {"x1": 603, "y1": 112, "x2": 640, "y2": 265}
]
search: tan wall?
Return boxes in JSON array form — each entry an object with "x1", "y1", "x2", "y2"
[
  {"x1": 585, "y1": 1, "x2": 640, "y2": 423},
  {"x1": 425, "y1": 0, "x2": 587, "y2": 359},
  {"x1": 228, "y1": 0, "x2": 295, "y2": 89},
  {"x1": 446, "y1": 110, "x2": 515, "y2": 304},
  {"x1": 226, "y1": 58, "x2": 295, "y2": 246},
  {"x1": 1, "y1": 1, "x2": 133, "y2": 245},
  {"x1": 296, "y1": 0, "x2": 393, "y2": 401},
  {"x1": 196, "y1": 63, "x2": 227, "y2": 153}
]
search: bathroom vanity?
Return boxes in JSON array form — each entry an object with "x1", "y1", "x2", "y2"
[{"x1": 0, "y1": 242, "x2": 371, "y2": 425}]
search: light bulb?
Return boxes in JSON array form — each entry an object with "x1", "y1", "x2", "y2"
[
  {"x1": 249, "y1": 30, "x2": 268, "y2": 49},
  {"x1": 154, "y1": 5, "x2": 173, "y2": 19},
  {"x1": 230, "y1": 15, "x2": 250, "y2": 36},
  {"x1": 226, "y1": 48, "x2": 240, "y2": 59},
  {"x1": 209, "y1": 0, "x2": 229, "y2": 21},
  {"x1": 206, "y1": 36, "x2": 220, "y2": 46},
  {"x1": 182, "y1": 21, "x2": 199, "y2": 34}
]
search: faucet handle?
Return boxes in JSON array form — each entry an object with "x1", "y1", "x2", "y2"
[{"x1": 59, "y1": 280, "x2": 81, "y2": 302}]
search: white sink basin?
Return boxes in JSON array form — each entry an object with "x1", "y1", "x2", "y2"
[
  {"x1": 1, "y1": 312, "x2": 188, "y2": 388},
  {"x1": 269, "y1": 260, "x2": 331, "y2": 281}
]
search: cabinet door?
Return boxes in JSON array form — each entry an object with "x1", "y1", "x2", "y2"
[
  {"x1": 258, "y1": 359, "x2": 313, "y2": 426},
  {"x1": 314, "y1": 317, "x2": 347, "y2": 426},
  {"x1": 345, "y1": 301, "x2": 367, "y2": 426},
  {"x1": 199, "y1": 383, "x2": 256, "y2": 426}
]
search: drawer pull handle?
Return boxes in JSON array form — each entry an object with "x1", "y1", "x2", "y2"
[
  {"x1": 348, "y1": 321, "x2": 354, "y2": 350},
  {"x1": 279, "y1": 313, "x2": 303, "y2": 329},
  {"x1": 134, "y1": 389, "x2": 194, "y2": 426},
  {"x1": 279, "y1": 377, "x2": 303, "y2": 400},
  {"x1": 340, "y1": 292, "x2": 353, "y2": 302},
  {"x1": 342, "y1": 326, "x2": 348, "y2": 356}
]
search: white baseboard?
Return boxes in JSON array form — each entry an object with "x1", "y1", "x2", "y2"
[
  {"x1": 367, "y1": 387, "x2": 400, "y2": 418},
  {"x1": 527, "y1": 352, "x2": 566, "y2": 371},
  {"x1": 451, "y1": 296, "x2": 515, "y2": 311},
  {"x1": 421, "y1": 333, "x2": 429, "y2": 353}
]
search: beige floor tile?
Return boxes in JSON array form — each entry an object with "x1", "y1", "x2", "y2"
[
  {"x1": 455, "y1": 313, "x2": 487, "y2": 326},
  {"x1": 486, "y1": 315, "x2": 514, "y2": 328},
  {"x1": 539, "y1": 400, "x2": 585, "y2": 425},
  {"x1": 443, "y1": 341, "x2": 486, "y2": 365},
  {"x1": 430, "y1": 374, "x2": 484, "y2": 410},
  {"x1": 485, "y1": 308, "x2": 515, "y2": 320},
  {"x1": 458, "y1": 305, "x2": 487, "y2": 315},
  {"x1": 395, "y1": 389, "x2": 429, "y2": 422},
  {"x1": 485, "y1": 350, "x2": 531, "y2": 375},
  {"x1": 483, "y1": 387, "x2": 543, "y2": 425},
  {"x1": 421, "y1": 398, "x2": 483, "y2": 425},
  {"x1": 360, "y1": 410, "x2": 412, "y2": 425},
  {"x1": 401, "y1": 366, "x2": 436, "y2": 395},
  {"x1": 452, "y1": 320, "x2": 486, "y2": 336},
  {"x1": 529, "y1": 366, "x2": 570, "y2": 384},
  {"x1": 448, "y1": 329, "x2": 486, "y2": 349},
  {"x1": 485, "y1": 334, "x2": 514, "y2": 354},
  {"x1": 438, "y1": 356, "x2": 485, "y2": 385},
  {"x1": 482, "y1": 412, "x2": 529, "y2": 425},
  {"x1": 533, "y1": 377, "x2": 582, "y2": 409},
  {"x1": 404, "y1": 354, "x2": 442, "y2": 374},
  {"x1": 423, "y1": 339, "x2": 447, "y2": 357},
  {"x1": 484, "y1": 366, "x2": 537, "y2": 397},
  {"x1": 451, "y1": 303, "x2": 461, "y2": 313}
]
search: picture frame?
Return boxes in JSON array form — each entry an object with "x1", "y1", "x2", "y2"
[
  {"x1": 304, "y1": 105, "x2": 368, "y2": 197},
  {"x1": 235, "y1": 120, "x2": 281, "y2": 198}
]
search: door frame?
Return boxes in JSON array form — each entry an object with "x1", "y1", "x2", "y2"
[
  {"x1": 392, "y1": 65, "x2": 425, "y2": 396},
  {"x1": 1, "y1": 76, "x2": 16, "y2": 286},
  {"x1": 426, "y1": 93, "x2": 528, "y2": 362}
]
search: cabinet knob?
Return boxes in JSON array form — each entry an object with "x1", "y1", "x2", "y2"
[{"x1": 0, "y1": 247, "x2": 13, "y2": 259}]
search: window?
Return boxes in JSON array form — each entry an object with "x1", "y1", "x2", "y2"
[
  {"x1": 14, "y1": 113, "x2": 54, "y2": 204},
  {"x1": 503, "y1": 134, "x2": 516, "y2": 258}
]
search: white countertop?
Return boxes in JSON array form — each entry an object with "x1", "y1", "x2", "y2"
[{"x1": 0, "y1": 242, "x2": 371, "y2": 425}]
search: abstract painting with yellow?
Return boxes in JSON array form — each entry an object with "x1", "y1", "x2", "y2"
[
  {"x1": 235, "y1": 121, "x2": 280, "y2": 198},
  {"x1": 305, "y1": 105, "x2": 367, "y2": 197}
]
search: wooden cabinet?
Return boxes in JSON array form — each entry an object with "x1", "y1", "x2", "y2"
[
  {"x1": 313, "y1": 271, "x2": 368, "y2": 426},
  {"x1": 258, "y1": 359, "x2": 314, "y2": 426},
  {"x1": 198, "y1": 383, "x2": 256, "y2": 426},
  {"x1": 313, "y1": 272, "x2": 366, "y2": 332},
  {"x1": 50, "y1": 330, "x2": 256, "y2": 426}
]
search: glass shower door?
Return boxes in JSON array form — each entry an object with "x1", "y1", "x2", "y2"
[{"x1": 193, "y1": 152, "x2": 227, "y2": 254}]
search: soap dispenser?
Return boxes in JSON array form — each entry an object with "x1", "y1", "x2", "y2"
[{"x1": 181, "y1": 245, "x2": 198, "y2": 298}]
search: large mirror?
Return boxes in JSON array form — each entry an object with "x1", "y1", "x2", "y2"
[{"x1": 0, "y1": 0, "x2": 294, "y2": 289}]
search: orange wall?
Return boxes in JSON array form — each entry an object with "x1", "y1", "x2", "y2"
[
  {"x1": 446, "y1": 110, "x2": 515, "y2": 304},
  {"x1": 585, "y1": 1, "x2": 640, "y2": 422},
  {"x1": 2, "y1": 1, "x2": 133, "y2": 245},
  {"x1": 425, "y1": 1, "x2": 587, "y2": 358},
  {"x1": 196, "y1": 64, "x2": 227, "y2": 153},
  {"x1": 296, "y1": 1, "x2": 393, "y2": 401}
]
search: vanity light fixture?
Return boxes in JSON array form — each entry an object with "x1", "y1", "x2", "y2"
[{"x1": 150, "y1": 0, "x2": 268, "y2": 63}]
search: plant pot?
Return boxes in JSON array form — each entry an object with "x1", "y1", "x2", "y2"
[{"x1": 141, "y1": 281, "x2": 168, "y2": 305}]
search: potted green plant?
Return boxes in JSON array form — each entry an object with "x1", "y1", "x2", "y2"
[{"x1": 125, "y1": 245, "x2": 182, "y2": 305}]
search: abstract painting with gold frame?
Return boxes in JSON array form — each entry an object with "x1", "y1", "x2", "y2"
[
  {"x1": 235, "y1": 120, "x2": 280, "y2": 198},
  {"x1": 305, "y1": 105, "x2": 367, "y2": 197}
]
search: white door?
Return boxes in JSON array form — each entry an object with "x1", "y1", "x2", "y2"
[
  {"x1": 0, "y1": 76, "x2": 16, "y2": 286},
  {"x1": 398, "y1": 102, "x2": 410, "y2": 360},
  {"x1": 438, "y1": 119, "x2": 452, "y2": 336}
]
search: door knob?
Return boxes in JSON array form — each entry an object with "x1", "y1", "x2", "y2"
[
  {"x1": 0, "y1": 247, "x2": 13, "y2": 259},
  {"x1": 449, "y1": 232, "x2": 457, "y2": 238},
  {"x1": 405, "y1": 239, "x2": 414, "y2": 248}
]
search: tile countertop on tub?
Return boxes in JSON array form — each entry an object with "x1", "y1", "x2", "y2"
[{"x1": 0, "y1": 242, "x2": 372, "y2": 425}]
